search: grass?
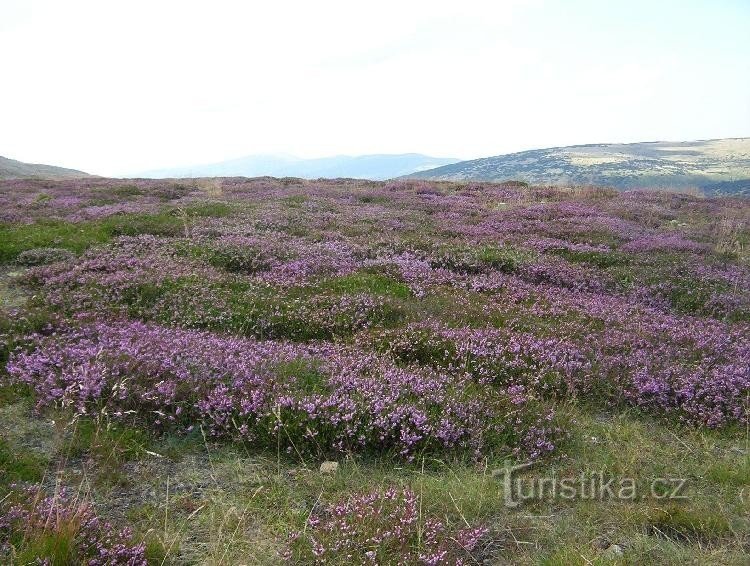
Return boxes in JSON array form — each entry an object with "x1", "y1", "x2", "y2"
[
  {"x1": 429, "y1": 243, "x2": 532, "y2": 274},
  {"x1": 0, "y1": 219, "x2": 112, "y2": 262},
  {"x1": 0, "y1": 437, "x2": 47, "y2": 485},
  {"x1": 551, "y1": 248, "x2": 631, "y2": 268},
  {"x1": 644, "y1": 504, "x2": 734, "y2": 544},
  {"x1": 0, "y1": 202, "x2": 238, "y2": 263},
  {"x1": 181, "y1": 409, "x2": 747, "y2": 563},
  {"x1": 317, "y1": 271, "x2": 412, "y2": 299},
  {"x1": 1, "y1": 395, "x2": 745, "y2": 564},
  {"x1": 273, "y1": 359, "x2": 329, "y2": 395},
  {"x1": 65, "y1": 417, "x2": 150, "y2": 465},
  {"x1": 477, "y1": 244, "x2": 534, "y2": 272},
  {"x1": 12, "y1": 530, "x2": 77, "y2": 566},
  {"x1": 65, "y1": 274, "x2": 408, "y2": 341}
]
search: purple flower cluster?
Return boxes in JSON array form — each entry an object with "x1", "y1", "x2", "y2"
[
  {"x1": 4, "y1": 176, "x2": 749, "y2": 455},
  {"x1": 286, "y1": 486, "x2": 487, "y2": 565},
  {"x1": 0, "y1": 484, "x2": 146, "y2": 565},
  {"x1": 6, "y1": 321, "x2": 555, "y2": 458},
  {"x1": 375, "y1": 311, "x2": 748, "y2": 428},
  {"x1": 620, "y1": 234, "x2": 710, "y2": 253},
  {"x1": 0, "y1": 178, "x2": 199, "y2": 223}
]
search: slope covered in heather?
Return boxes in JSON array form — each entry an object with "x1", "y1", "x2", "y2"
[{"x1": 0, "y1": 177, "x2": 748, "y2": 564}]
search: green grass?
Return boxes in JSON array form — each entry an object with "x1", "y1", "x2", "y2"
[
  {"x1": 282, "y1": 194, "x2": 308, "y2": 207},
  {"x1": 0, "y1": 203, "x2": 238, "y2": 263},
  {"x1": 0, "y1": 219, "x2": 112, "y2": 262},
  {"x1": 66, "y1": 418, "x2": 150, "y2": 463},
  {"x1": 59, "y1": 417, "x2": 152, "y2": 488},
  {"x1": 430, "y1": 244, "x2": 533, "y2": 274},
  {"x1": 476, "y1": 244, "x2": 533, "y2": 272},
  {"x1": 0, "y1": 437, "x2": 47, "y2": 485},
  {"x1": 12, "y1": 529, "x2": 77, "y2": 566},
  {"x1": 317, "y1": 271, "x2": 411, "y2": 299},
  {"x1": 644, "y1": 504, "x2": 734, "y2": 543},
  {"x1": 274, "y1": 358, "x2": 329, "y2": 394},
  {"x1": 551, "y1": 248, "x2": 631, "y2": 268},
  {"x1": 179, "y1": 201, "x2": 236, "y2": 218},
  {"x1": 704, "y1": 457, "x2": 750, "y2": 487},
  {"x1": 202, "y1": 245, "x2": 272, "y2": 274},
  {"x1": 145, "y1": 406, "x2": 750, "y2": 563},
  {"x1": 59, "y1": 273, "x2": 408, "y2": 342}
]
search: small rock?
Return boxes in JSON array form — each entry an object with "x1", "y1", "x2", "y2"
[
  {"x1": 319, "y1": 461, "x2": 339, "y2": 474},
  {"x1": 592, "y1": 536, "x2": 610, "y2": 550},
  {"x1": 602, "y1": 543, "x2": 624, "y2": 559}
]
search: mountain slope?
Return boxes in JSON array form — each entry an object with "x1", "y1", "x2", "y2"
[
  {"x1": 138, "y1": 153, "x2": 460, "y2": 180},
  {"x1": 0, "y1": 155, "x2": 90, "y2": 180},
  {"x1": 404, "y1": 138, "x2": 750, "y2": 195}
]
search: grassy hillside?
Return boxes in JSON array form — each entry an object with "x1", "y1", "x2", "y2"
[
  {"x1": 0, "y1": 155, "x2": 90, "y2": 180},
  {"x1": 0, "y1": 177, "x2": 748, "y2": 564},
  {"x1": 405, "y1": 138, "x2": 750, "y2": 195}
]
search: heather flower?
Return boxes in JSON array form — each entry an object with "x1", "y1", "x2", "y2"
[
  {"x1": 288, "y1": 487, "x2": 488, "y2": 564},
  {"x1": 6, "y1": 321, "x2": 557, "y2": 459},
  {"x1": 0, "y1": 484, "x2": 146, "y2": 565}
]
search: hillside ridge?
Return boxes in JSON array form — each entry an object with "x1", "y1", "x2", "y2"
[
  {"x1": 403, "y1": 137, "x2": 750, "y2": 195},
  {"x1": 0, "y1": 155, "x2": 90, "y2": 180}
]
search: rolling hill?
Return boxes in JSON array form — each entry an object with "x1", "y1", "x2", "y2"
[
  {"x1": 0, "y1": 155, "x2": 90, "y2": 180},
  {"x1": 137, "y1": 153, "x2": 460, "y2": 181},
  {"x1": 404, "y1": 138, "x2": 750, "y2": 195}
]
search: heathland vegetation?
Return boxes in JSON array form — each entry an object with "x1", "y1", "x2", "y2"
[{"x1": 0, "y1": 176, "x2": 747, "y2": 564}]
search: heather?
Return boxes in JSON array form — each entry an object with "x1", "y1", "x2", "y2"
[
  {"x1": 0, "y1": 177, "x2": 748, "y2": 563},
  {"x1": 286, "y1": 487, "x2": 488, "y2": 564},
  {"x1": 7, "y1": 321, "x2": 557, "y2": 459},
  {"x1": 0, "y1": 484, "x2": 146, "y2": 564}
]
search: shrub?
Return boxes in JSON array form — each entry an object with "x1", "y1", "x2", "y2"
[
  {"x1": 286, "y1": 487, "x2": 488, "y2": 564},
  {"x1": 0, "y1": 484, "x2": 146, "y2": 565},
  {"x1": 5, "y1": 322, "x2": 562, "y2": 460},
  {"x1": 16, "y1": 247, "x2": 76, "y2": 266}
]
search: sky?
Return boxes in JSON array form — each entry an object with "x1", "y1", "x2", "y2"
[{"x1": 1, "y1": 0, "x2": 749, "y2": 176}]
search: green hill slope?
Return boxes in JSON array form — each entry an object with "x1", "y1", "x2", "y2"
[{"x1": 0, "y1": 155, "x2": 90, "y2": 180}]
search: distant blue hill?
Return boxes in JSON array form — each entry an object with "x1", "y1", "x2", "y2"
[{"x1": 136, "y1": 154, "x2": 461, "y2": 181}]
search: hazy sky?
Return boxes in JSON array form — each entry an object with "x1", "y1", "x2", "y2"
[{"x1": 1, "y1": 0, "x2": 749, "y2": 176}]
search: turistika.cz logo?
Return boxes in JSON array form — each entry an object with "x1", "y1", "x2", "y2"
[{"x1": 493, "y1": 462, "x2": 689, "y2": 508}]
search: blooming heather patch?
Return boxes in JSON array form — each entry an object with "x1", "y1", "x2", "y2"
[
  {"x1": 0, "y1": 484, "x2": 146, "y2": 565},
  {"x1": 2, "y1": 176, "x2": 750, "y2": 566},
  {"x1": 5, "y1": 321, "x2": 558, "y2": 459},
  {"x1": 286, "y1": 487, "x2": 488, "y2": 565},
  {"x1": 374, "y1": 312, "x2": 749, "y2": 428},
  {"x1": 620, "y1": 234, "x2": 709, "y2": 254},
  {"x1": 375, "y1": 322, "x2": 593, "y2": 393},
  {"x1": 2, "y1": 176, "x2": 749, "y2": 455}
]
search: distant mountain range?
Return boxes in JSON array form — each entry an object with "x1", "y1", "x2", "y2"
[
  {"x1": 0, "y1": 155, "x2": 90, "y2": 180},
  {"x1": 137, "y1": 153, "x2": 461, "y2": 181},
  {"x1": 5, "y1": 139, "x2": 750, "y2": 196},
  {"x1": 404, "y1": 138, "x2": 750, "y2": 195}
]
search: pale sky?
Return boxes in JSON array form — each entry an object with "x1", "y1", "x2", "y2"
[{"x1": 1, "y1": 0, "x2": 749, "y2": 176}]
